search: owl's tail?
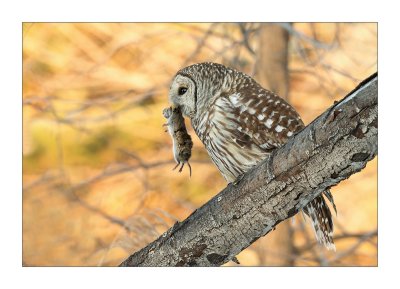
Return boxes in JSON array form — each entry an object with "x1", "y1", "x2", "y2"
[{"x1": 303, "y1": 190, "x2": 337, "y2": 250}]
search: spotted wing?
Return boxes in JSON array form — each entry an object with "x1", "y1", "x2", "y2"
[
  {"x1": 224, "y1": 87, "x2": 304, "y2": 152},
  {"x1": 223, "y1": 88, "x2": 337, "y2": 250}
]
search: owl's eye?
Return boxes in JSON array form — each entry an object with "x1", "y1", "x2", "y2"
[{"x1": 178, "y1": 87, "x2": 188, "y2": 96}]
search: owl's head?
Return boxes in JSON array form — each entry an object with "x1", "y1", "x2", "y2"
[
  {"x1": 168, "y1": 73, "x2": 198, "y2": 118},
  {"x1": 169, "y1": 62, "x2": 236, "y2": 118}
]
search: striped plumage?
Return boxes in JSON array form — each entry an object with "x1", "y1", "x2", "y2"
[{"x1": 168, "y1": 62, "x2": 336, "y2": 250}]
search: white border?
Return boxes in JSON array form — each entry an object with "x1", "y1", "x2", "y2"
[{"x1": 2, "y1": 0, "x2": 398, "y2": 288}]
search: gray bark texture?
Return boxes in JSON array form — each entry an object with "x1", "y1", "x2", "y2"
[{"x1": 120, "y1": 73, "x2": 378, "y2": 267}]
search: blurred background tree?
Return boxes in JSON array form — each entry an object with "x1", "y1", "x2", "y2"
[{"x1": 23, "y1": 23, "x2": 377, "y2": 266}]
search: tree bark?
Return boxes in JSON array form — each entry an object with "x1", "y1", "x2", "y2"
[
  {"x1": 254, "y1": 22, "x2": 293, "y2": 266},
  {"x1": 120, "y1": 73, "x2": 377, "y2": 267}
]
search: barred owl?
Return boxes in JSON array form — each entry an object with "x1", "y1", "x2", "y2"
[{"x1": 168, "y1": 62, "x2": 336, "y2": 250}]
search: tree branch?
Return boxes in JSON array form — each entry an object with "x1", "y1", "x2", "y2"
[{"x1": 120, "y1": 73, "x2": 377, "y2": 267}]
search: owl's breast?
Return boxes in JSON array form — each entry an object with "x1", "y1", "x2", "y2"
[{"x1": 191, "y1": 97, "x2": 269, "y2": 182}]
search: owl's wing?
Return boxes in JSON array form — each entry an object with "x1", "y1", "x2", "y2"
[
  {"x1": 224, "y1": 88, "x2": 304, "y2": 152},
  {"x1": 218, "y1": 87, "x2": 337, "y2": 251}
]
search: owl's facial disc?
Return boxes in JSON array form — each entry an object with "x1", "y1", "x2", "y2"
[{"x1": 168, "y1": 74, "x2": 197, "y2": 118}]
